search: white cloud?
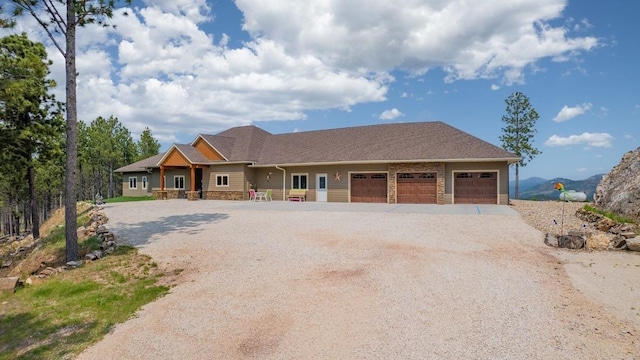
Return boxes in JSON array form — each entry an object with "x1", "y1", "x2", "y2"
[
  {"x1": 379, "y1": 108, "x2": 404, "y2": 120},
  {"x1": 491, "y1": 84, "x2": 500, "y2": 90},
  {"x1": 573, "y1": 18, "x2": 594, "y2": 32},
  {"x1": 5, "y1": 0, "x2": 601, "y2": 144},
  {"x1": 544, "y1": 132, "x2": 613, "y2": 148},
  {"x1": 553, "y1": 103, "x2": 592, "y2": 122},
  {"x1": 237, "y1": 0, "x2": 598, "y2": 85},
  {"x1": 577, "y1": 167, "x2": 587, "y2": 172}
]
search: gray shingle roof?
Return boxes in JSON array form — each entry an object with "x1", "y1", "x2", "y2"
[
  {"x1": 118, "y1": 121, "x2": 519, "y2": 171},
  {"x1": 201, "y1": 125, "x2": 271, "y2": 161},
  {"x1": 174, "y1": 144, "x2": 210, "y2": 163},
  {"x1": 256, "y1": 121, "x2": 518, "y2": 165},
  {"x1": 115, "y1": 153, "x2": 165, "y2": 173}
]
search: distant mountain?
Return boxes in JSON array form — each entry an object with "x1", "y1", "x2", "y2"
[{"x1": 509, "y1": 174, "x2": 604, "y2": 201}]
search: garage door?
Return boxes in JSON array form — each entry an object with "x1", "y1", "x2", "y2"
[
  {"x1": 397, "y1": 173, "x2": 437, "y2": 204},
  {"x1": 454, "y1": 172, "x2": 497, "y2": 204},
  {"x1": 351, "y1": 173, "x2": 387, "y2": 203}
]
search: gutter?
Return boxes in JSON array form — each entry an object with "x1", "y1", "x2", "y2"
[
  {"x1": 249, "y1": 157, "x2": 521, "y2": 168},
  {"x1": 275, "y1": 165, "x2": 286, "y2": 201}
]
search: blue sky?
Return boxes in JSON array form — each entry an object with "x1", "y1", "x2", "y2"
[{"x1": 4, "y1": 0, "x2": 639, "y2": 180}]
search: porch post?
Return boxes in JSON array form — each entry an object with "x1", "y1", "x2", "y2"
[
  {"x1": 190, "y1": 165, "x2": 196, "y2": 191},
  {"x1": 187, "y1": 165, "x2": 198, "y2": 201},
  {"x1": 158, "y1": 165, "x2": 167, "y2": 200},
  {"x1": 160, "y1": 165, "x2": 165, "y2": 190}
]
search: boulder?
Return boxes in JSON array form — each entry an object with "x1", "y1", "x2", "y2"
[
  {"x1": 626, "y1": 238, "x2": 640, "y2": 252},
  {"x1": 594, "y1": 147, "x2": 640, "y2": 223},
  {"x1": 66, "y1": 260, "x2": 83, "y2": 268},
  {"x1": 25, "y1": 276, "x2": 43, "y2": 286},
  {"x1": 596, "y1": 218, "x2": 617, "y2": 232},
  {"x1": 0, "y1": 277, "x2": 20, "y2": 293},
  {"x1": 77, "y1": 226, "x2": 89, "y2": 239}
]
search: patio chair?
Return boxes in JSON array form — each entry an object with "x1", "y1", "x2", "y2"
[
  {"x1": 265, "y1": 189, "x2": 272, "y2": 201},
  {"x1": 249, "y1": 189, "x2": 257, "y2": 201}
]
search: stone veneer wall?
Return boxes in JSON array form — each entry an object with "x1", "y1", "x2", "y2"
[
  {"x1": 152, "y1": 190, "x2": 185, "y2": 199},
  {"x1": 388, "y1": 163, "x2": 446, "y2": 204},
  {"x1": 203, "y1": 191, "x2": 245, "y2": 201}
]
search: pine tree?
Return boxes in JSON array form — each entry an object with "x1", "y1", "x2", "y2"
[
  {"x1": 499, "y1": 91, "x2": 542, "y2": 200},
  {"x1": 0, "y1": 33, "x2": 64, "y2": 239},
  {"x1": 3, "y1": 0, "x2": 132, "y2": 261},
  {"x1": 137, "y1": 127, "x2": 161, "y2": 160}
]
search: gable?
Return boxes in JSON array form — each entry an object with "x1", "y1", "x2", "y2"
[
  {"x1": 193, "y1": 137, "x2": 225, "y2": 161},
  {"x1": 162, "y1": 147, "x2": 190, "y2": 166}
]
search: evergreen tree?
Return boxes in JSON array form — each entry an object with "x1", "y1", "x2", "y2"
[
  {"x1": 0, "y1": 33, "x2": 64, "y2": 238},
  {"x1": 499, "y1": 91, "x2": 542, "y2": 199},
  {"x1": 3, "y1": 0, "x2": 132, "y2": 261},
  {"x1": 137, "y1": 127, "x2": 161, "y2": 160},
  {"x1": 82, "y1": 116, "x2": 136, "y2": 199}
]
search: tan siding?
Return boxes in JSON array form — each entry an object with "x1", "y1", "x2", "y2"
[
  {"x1": 163, "y1": 148, "x2": 190, "y2": 166},
  {"x1": 161, "y1": 169, "x2": 192, "y2": 190},
  {"x1": 251, "y1": 164, "x2": 387, "y2": 202},
  {"x1": 122, "y1": 173, "x2": 153, "y2": 197},
  {"x1": 205, "y1": 164, "x2": 247, "y2": 192},
  {"x1": 193, "y1": 138, "x2": 225, "y2": 160}
]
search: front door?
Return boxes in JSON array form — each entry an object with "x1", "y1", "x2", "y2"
[
  {"x1": 316, "y1": 174, "x2": 327, "y2": 202},
  {"x1": 195, "y1": 168, "x2": 203, "y2": 198}
]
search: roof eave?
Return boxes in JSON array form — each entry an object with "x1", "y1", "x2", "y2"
[{"x1": 249, "y1": 157, "x2": 521, "y2": 168}]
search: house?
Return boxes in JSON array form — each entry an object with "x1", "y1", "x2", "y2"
[{"x1": 115, "y1": 121, "x2": 520, "y2": 204}]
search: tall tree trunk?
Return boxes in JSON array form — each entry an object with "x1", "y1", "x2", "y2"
[
  {"x1": 8, "y1": 195, "x2": 13, "y2": 238},
  {"x1": 108, "y1": 161, "x2": 114, "y2": 198},
  {"x1": 515, "y1": 163, "x2": 520, "y2": 200},
  {"x1": 23, "y1": 201, "x2": 29, "y2": 233},
  {"x1": 99, "y1": 167, "x2": 104, "y2": 198},
  {"x1": 79, "y1": 162, "x2": 85, "y2": 202},
  {"x1": 27, "y1": 158, "x2": 40, "y2": 239},
  {"x1": 64, "y1": 3, "x2": 79, "y2": 262}
]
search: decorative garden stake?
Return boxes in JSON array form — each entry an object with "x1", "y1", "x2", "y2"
[{"x1": 554, "y1": 182, "x2": 569, "y2": 236}]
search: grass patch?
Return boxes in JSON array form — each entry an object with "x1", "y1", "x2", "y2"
[
  {"x1": 583, "y1": 204, "x2": 636, "y2": 224},
  {"x1": 0, "y1": 204, "x2": 172, "y2": 359},
  {"x1": 104, "y1": 196, "x2": 155, "y2": 203},
  {"x1": 0, "y1": 250, "x2": 169, "y2": 360}
]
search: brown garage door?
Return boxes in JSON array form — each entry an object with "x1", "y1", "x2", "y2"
[
  {"x1": 454, "y1": 172, "x2": 497, "y2": 204},
  {"x1": 351, "y1": 173, "x2": 387, "y2": 203},
  {"x1": 397, "y1": 173, "x2": 437, "y2": 204}
]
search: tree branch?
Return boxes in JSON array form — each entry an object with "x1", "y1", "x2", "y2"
[
  {"x1": 42, "y1": 0, "x2": 67, "y2": 35},
  {"x1": 15, "y1": 1, "x2": 65, "y2": 56}
]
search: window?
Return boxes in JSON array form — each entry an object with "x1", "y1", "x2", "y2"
[
  {"x1": 292, "y1": 174, "x2": 308, "y2": 189},
  {"x1": 456, "y1": 173, "x2": 472, "y2": 179},
  {"x1": 419, "y1": 173, "x2": 435, "y2": 179},
  {"x1": 128, "y1": 177, "x2": 137, "y2": 189},
  {"x1": 174, "y1": 176, "x2": 185, "y2": 190},
  {"x1": 371, "y1": 174, "x2": 386, "y2": 180},
  {"x1": 141, "y1": 176, "x2": 147, "y2": 189},
  {"x1": 398, "y1": 173, "x2": 414, "y2": 179},
  {"x1": 352, "y1": 174, "x2": 366, "y2": 179},
  {"x1": 216, "y1": 174, "x2": 229, "y2": 187},
  {"x1": 479, "y1": 172, "x2": 495, "y2": 179}
]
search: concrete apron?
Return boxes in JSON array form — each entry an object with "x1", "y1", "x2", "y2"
[{"x1": 190, "y1": 199, "x2": 519, "y2": 216}]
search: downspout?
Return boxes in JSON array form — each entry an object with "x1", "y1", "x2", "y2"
[{"x1": 275, "y1": 165, "x2": 286, "y2": 201}]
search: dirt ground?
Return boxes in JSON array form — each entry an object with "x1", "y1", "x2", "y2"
[{"x1": 77, "y1": 201, "x2": 640, "y2": 359}]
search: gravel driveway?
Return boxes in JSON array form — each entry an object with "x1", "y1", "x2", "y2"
[{"x1": 78, "y1": 200, "x2": 639, "y2": 359}]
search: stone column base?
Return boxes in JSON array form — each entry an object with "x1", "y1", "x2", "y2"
[
  {"x1": 186, "y1": 191, "x2": 199, "y2": 201},
  {"x1": 154, "y1": 190, "x2": 168, "y2": 200}
]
